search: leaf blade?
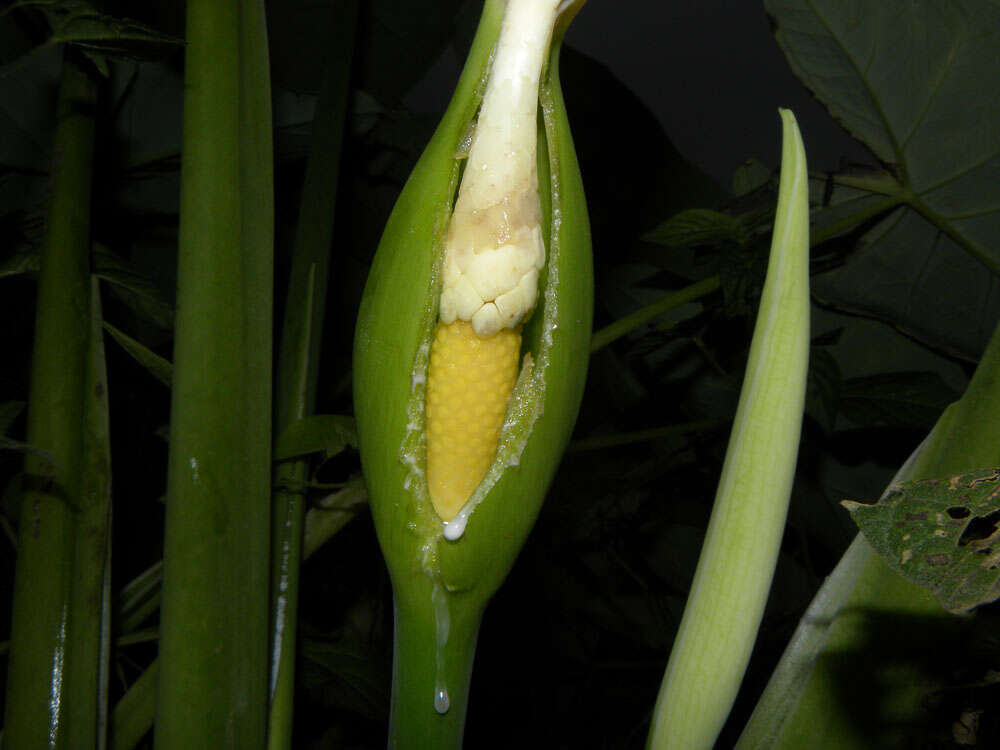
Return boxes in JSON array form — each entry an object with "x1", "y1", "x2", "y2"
[
  {"x1": 767, "y1": 0, "x2": 1000, "y2": 358},
  {"x1": 844, "y1": 467, "x2": 1000, "y2": 612}
]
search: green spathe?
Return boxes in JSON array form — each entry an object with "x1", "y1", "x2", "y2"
[
  {"x1": 647, "y1": 109, "x2": 811, "y2": 749},
  {"x1": 353, "y1": 0, "x2": 592, "y2": 745}
]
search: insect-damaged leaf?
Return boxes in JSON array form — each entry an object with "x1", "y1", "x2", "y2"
[{"x1": 843, "y1": 467, "x2": 1000, "y2": 613}]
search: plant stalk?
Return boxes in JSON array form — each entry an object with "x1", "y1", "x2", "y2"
[
  {"x1": 590, "y1": 276, "x2": 720, "y2": 353},
  {"x1": 154, "y1": 0, "x2": 274, "y2": 744},
  {"x1": 65, "y1": 277, "x2": 113, "y2": 750},
  {"x1": 739, "y1": 317, "x2": 1000, "y2": 747},
  {"x1": 3, "y1": 52, "x2": 96, "y2": 750},
  {"x1": 388, "y1": 592, "x2": 483, "y2": 749},
  {"x1": 109, "y1": 495, "x2": 366, "y2": 749}
]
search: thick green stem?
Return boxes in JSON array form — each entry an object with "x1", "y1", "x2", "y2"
[
  {"x1": 154, "y1": 0, "x2": 274, "y2": 745},
  {"x1": 388, "y1": 592, "x2": 483, "y2": 750},
  {"x1": 734, "y1": 417, "x2": 945, "y2": 749},
  {"x1": 740, "y1": 319, "x2": 1000, "y2": 747},
  {"x1": 108, "y1": 494, "x2": 366, "y2": 749},
  {"x1": 3, "y1": 53, "x2": 96, "y2": 749}
]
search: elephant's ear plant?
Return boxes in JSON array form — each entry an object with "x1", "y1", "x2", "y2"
[{"x1": 353, "y1": 0, "x2": 592, "y2": 745}]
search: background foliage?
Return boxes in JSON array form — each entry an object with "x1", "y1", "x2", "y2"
[{"x1": 1, "y1": 0, "x2": 999, "y2": 747}]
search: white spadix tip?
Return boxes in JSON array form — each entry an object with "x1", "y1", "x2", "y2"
[{"x1": 438, "y1": 0, "x2": 561, "y2": 336}]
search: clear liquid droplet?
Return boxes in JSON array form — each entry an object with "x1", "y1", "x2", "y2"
[
  {"x1": 434, "y1": 685, "x2": 450, "y2": 714},
  {"x1": 431, "y1": 582, "x2": 451, "y2": 714}
]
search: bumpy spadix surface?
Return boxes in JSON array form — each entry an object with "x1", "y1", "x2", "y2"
[
  {"x1": 426, "y1": 0, "x2": 559, "y2": 522},
  {"x1": 437, "y1": 0, "x2": 559, "y2": 337},
  {"x1": 426, "y1": 321, "x2": 521, "y2": 521}
]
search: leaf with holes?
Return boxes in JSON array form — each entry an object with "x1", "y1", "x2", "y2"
[{"x1": 843, "y1": 467, "x2": 1000, "y2": 613}]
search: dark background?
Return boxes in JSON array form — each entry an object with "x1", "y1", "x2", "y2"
[{"x1": 2, "y1": 0, "x2": 997, "y2": 747}]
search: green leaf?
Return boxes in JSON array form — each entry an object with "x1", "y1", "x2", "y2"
[
  {"x1": 102, "y1": 322, "x2": 172, "y2": 387},
  {"x1": 94, "y1": 245, "x2": 175, "y2": 329},
  {"x1": 643, "y1": 208, "x2": 744, "y2": 249},
  {"x1": 26, "y1": 0, "x2": 183, "y2": 56},
  {"x1": 1, "y1": 240, "x2": 177, "y2": 332},
  {"x1": 767, "y1": 0, "x2": 1000, "y2": 359},
  {"x1": 115, "y1": 560, "x2": 163, "y2": 634},
  {"x1": 719, "y1": 240, "x2": 768, "y2": 317},
  {"x1": 0, "y1": 248, "x2": 39, "y2": 278},
  {"x1": 839, "y1": 371, "x2": 959, "y2": 429},
  {"x1": 274, "y1": 414, "x2": 357, "y2": 462},
  {"x1": 843, "y1": 467, "x2": 1000, "y2": 612},
  {"x1": 807, "y1": 171, "x2": 900, "y2": 247},
  {"x1": 108, "y1": 659, "x2": 158, "y2": 750},
  {"x1": 731, "y1": 158, "x2": 772, "y2": 198}
]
